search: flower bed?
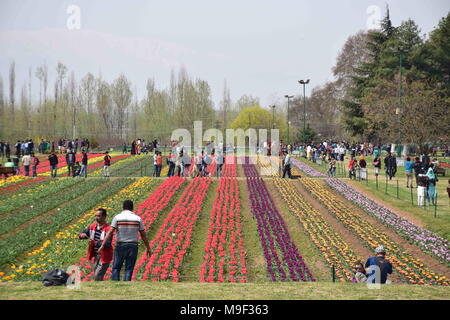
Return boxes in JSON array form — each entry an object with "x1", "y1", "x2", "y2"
[
  {"x1": 273, "y1": 178, "x2": 362, "y2": 282},
  {"x1": 326, "y1": 178, "x2": 450, "y2": 266},
  {"x1": 300, "y1": 178, "x2": 449, "y2": 286},
  {"x1": 291, "y1": 158, "x2": 327, "y2": 177},
  {"x1": 200, "y1": 177, "x2": 247, "y2": 283},
  {"x1": 242, "y1": 157, "x2": 314, "y2": 282},
  {"x1": 0, "y1": 178, "x2": 107, "y2": 236},
  {"x1": 0, "y1": 178, "x2": 155, "y2": 281},
  {"x1": 0, "y1": 177, "x2": 47, "y2": 197},
  {"x1": 135, "y1": 177, "x2": 211, "y2": 282},
  {"x1": 0, "y1": 176, "x2": 31, "y2": 189}
]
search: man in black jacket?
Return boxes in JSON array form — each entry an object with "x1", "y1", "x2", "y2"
[
  {"x1": 48, "y1": 152, "x2": 59, "y2": 177},
  {"x1": 66, "y1": 149, "x2": 75, "y2": 176},
  {"x1": 78, "y1": 151, "x2": 88, "y2": 178}
]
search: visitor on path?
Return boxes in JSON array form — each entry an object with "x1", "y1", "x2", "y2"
[
  {"x1": 365, "y1": 246, "x2": 393, "y2": 284},
  {"x1": 48, "y1": 152, "x2": 58, "y2": 178},
  {"x1": 417, "y1": 169, "x2": 428, "y2": 207},
  {"x1": 384, "y1": 153, "x2": 397, "y2": 180},
  {"x1": 31, "y1": 153, "x2": 39, "y2": 177},
  {"x1": 78, "y1": 208, "x2": 113, "y2": 281},
  {"x1": 22, "y1": 153, "x2": 31, "y2": 177},
  {"x1": 78, "y1": 151, "x2": 88, "y2": 178},
  {"x1": 216, "y1": 151, "x2": 224, "y2": 177},
  {"x1": 372, "y1": 155, "x2": 381, "y2": 177},
  {"x1": 156, "y1": 152, "x2": 162, "y2": 177},
  {"x1": 183, "y1": 152, "x2": 191, "y2": 177},
  {"x1": 352, "y1": 262, "x2": 367, "y2": 283},
  {"x1": 327, "y1": 155, "x2": 337, "y2": 177},
  {"x1": 282, "y1": 151, "x2": 292, "y2": 179},
  {"x1": 167, "y1": 152, "x2": 175, "y2": 177},
  {"x1": 348, "y1": 156, "x2": 356, "y2": 180},
  {"x1": 194, "y1": 152, "x2": 203, "y2": 177},
  {"x1": 405, "y1": 157, "x2": 414, "y2": 188},
  {"x1": 421, "y1": 154, "x2": 430, "y2": 172},
  {"x1": 5, "y1": 143, "x2": 11, "y2": 159},
  {"x1": 12, "y1": 155, "x2": 20, "y2": 175},
  {"x1": 358, "y1": 155, "x2": 367, "y2": 180},
  {"x1": 413, "y1": 157, "x2": 422, "y2": 187},
  {"x1": 122, "y1": 142, "x2": 128, "y2": 155},
  {"x1": 426, "y1": 166, "x2": 438, "y2": 206},
  {"x1": 104, "y1": 151, "x2": 112, "y2": 178},
  {"x1": 152, "y1": 151, "x2": 158, "y2": 177},
  {"x1": 66, "y1": 149, "x2": 75, "y2": 177},
  {"x1": 98, "y1": 200, "x2": 151, "y2": 281},
  {"x1": 202, "y1": 152, "x2": 211, "y2": 177}
]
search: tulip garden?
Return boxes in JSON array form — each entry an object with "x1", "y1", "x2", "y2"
[{"x1": 0, "y1": 154, "x2": 448, "y2": 290}]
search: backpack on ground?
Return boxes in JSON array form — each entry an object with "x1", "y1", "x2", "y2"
[{"x1": 42, "y1": 269, "x2": 70, "y2": 287}]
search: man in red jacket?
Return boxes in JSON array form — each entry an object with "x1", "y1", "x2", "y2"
[
  {"x1": 104, "y1": 151, "x2": 112, "y2": 178},
  {"x1": 78, "y1": 208, "x2": 113, "y2": 281}
]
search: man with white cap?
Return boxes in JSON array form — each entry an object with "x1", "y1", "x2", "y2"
[{"x1": 365, "y1": 246, "x2": 393, "y2": 284}]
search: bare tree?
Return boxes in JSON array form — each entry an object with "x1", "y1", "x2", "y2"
[
  {"x1": 80, "y1": 72, "x2": 96, "y2": 137},
  {"x1": 111, "y1": 74, "x2": 132, "y2": 139},
  {"x1": 96, "y1": 79, "x2": 113, "y2": 138},
  {"x1": 9, "y1": 62, "x2": 15, "y2": 127},
  {"x1": 56, "y1": 62, "x2": 68, "y2": 136}
]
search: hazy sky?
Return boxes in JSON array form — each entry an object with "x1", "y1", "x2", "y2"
[{"x1": 1, "y1": 0, "x2": 449, "y2": 109}]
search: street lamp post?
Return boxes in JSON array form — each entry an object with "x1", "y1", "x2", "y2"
[
  {"x1": 298, "y1": 79, "x2": 310, "y2": 134},
  {"x1": 284, "y1": 95, "x2": 294, "y2": 145},
  {"x1": 271, "y1": 105, "x2": 276, "y2": 129}
]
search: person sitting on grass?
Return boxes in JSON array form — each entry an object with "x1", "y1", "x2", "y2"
[
  {"x1": 365, "y1": 246, "x2": 393, "y2": 284},
  {"x1": 352, "y1": 261, "x2": 367, "y2": 283}
]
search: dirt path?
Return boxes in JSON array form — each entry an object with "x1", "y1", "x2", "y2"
[
  {"x1": 317, "y1": 180, "x2": 450, "y2": 278},
  {"x1": 345, "y1": 179, "x2": 425, "y2": 228}
]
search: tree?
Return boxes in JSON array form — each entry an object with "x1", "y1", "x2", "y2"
[
  {"x1": 56, "y1": 62, "x2": 68, "y2": 136},
  {"x1": 229, "y1": 106, "x2": 287, "y2": 139},
  {"x1": 362, "y1": 80, "x2": 449, "y2": 154},
  {"x1": 96, "y1": 79, "x2": 113, "y2": 138},
  {"x1": 111, "y1": 74, "x2": 132, "y2": 139},
  {"x1": 80, "y1": 72, "x2": 96, "y2": 137},
  {"x1": 0, "y1": 75, "x2": 4, "y2": 139},
  {"x1": 297, "y1": 124, "x2": 317, "y2": 144},
  {"x1": 235, "y1": 94, "x2": 260, "y2": 111},
  {"x1": 9, "y1": 61, "x2": 15, "y2": 128}
]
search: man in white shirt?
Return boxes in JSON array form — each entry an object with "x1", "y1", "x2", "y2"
[
  {"x1": 99, "y1": 200, "x2": 151, "y2": 281},
  {"x1": 282, "y1": 151, "x2": 292, "y2": 178},
  {"x1": 22, "y1": 153, "x2": 31, "y2": 176}
]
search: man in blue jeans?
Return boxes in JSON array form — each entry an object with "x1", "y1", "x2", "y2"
[{"x1": 98, "y1": 200, "x2": 151, "y2": 281}]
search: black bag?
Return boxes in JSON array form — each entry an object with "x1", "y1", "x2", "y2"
[{"x1": 42, "y1": 269, "x2": 70, "y2": 287}]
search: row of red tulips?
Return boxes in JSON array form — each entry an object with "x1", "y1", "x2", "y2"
[
  {"x1": 135, "y1": 177, "x2": 211, "y2": 282},
  {"x1": 200, "y1": 177, "x2": 247, "y2": 283}
]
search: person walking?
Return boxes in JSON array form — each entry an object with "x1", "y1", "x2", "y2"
[
  {"x1": 78, "y1": 151, "x2": 88, "y2": 178},
  {"x1": 98, "y1": 200, "x2": 151, "y2": 281},
  {"x1": 156, "y1": 151, "x2": 162, "y2": 177},
  {"x1": 5, "y1": 143, "x2": 11, "y2": 159},
  {"x1": 426, "y1": 166, "x2": 438, "y2": 206},
  {"x1": 372, "y1": 155, "x2": 382, "y2": 177},
  {"x1": 78, "y1": 208, "x2": 113, "y2": 281},
  {"x1": 216, "y1": 151, "x2": 224, "y2": 177},
  {"x1": 358, "y1": 155, "x2": 367, "y2": 180},
  {"x1": 66, "y1": 149, "x2": 75, "y2": 176},
  {"x1": 104, "y1": 151, "x2": 112, "y2": 178},
  {"x1": 12, "y1": 155, "x2": 21, "y2": 175},
  {"x1": 384, "y1": 152, "x2": 397, "y2": 180},
  {"x1": 405, "y1": 157, "x2": 414, "y2": 188},
  {"x1": 22, "y1": 153, "x2": 31, "y2": 177},
  {"x1": 413, "y1": 157, "x2": 422, "y2": 187},
  {"x1": 417, "y1": 169, "x2": 428, "y2": 207},
  {"x1": 282, "y1": 151, "x2": 292, "y2": 179},
  {"x1": 365, "y1": 246, "x2": 393, "y2": 284},
  {"x1": 167, "y1": 152, "x2": 175, "y2": 177},
  {"x1": 348, "y1": 155, "x2": 356, "y2": 180},
  {"x1": 152, "y1": 151, "x2": 158, "y2": 177},
  {"x1": 31, "y1": 153, "x2": 40, "y2": 177},
  {"x1": 48, "y1": 152, "x2": 59, "y2": 177},
  {"x1": 328, "y1": 155, "x2": 337, "y2": 177}
]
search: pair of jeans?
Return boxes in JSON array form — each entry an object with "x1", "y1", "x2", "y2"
[
  {"x1": 51, "y1": 164, "x2": 57, "y2": 177},
  {"x1": 32, "y1": 166, "x2": 37, "y2": 177},
  {"x1": 112, "y1": 243, "x2": 138, "y2": 281},
  {"x1": 67, "y1": 164, "x2": 74, "y2": 176},
  {"x1": 79, "y1": 164, "x2": 87, "y2": 178},
  {"x1": 24, "y1": 165, "x2": 30, "y2": 176},
  {"x1": 282, "y1": 165, "x2": 292, "y2": 178}
]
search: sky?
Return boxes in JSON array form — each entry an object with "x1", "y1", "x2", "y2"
[{"x1": 0, "y1": 0, "x2": 449, "y2": 109}]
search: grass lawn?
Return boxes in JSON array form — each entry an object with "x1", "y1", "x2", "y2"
[{"x1": 1, "y1": 281, "x2": 449, "y2": 300}]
